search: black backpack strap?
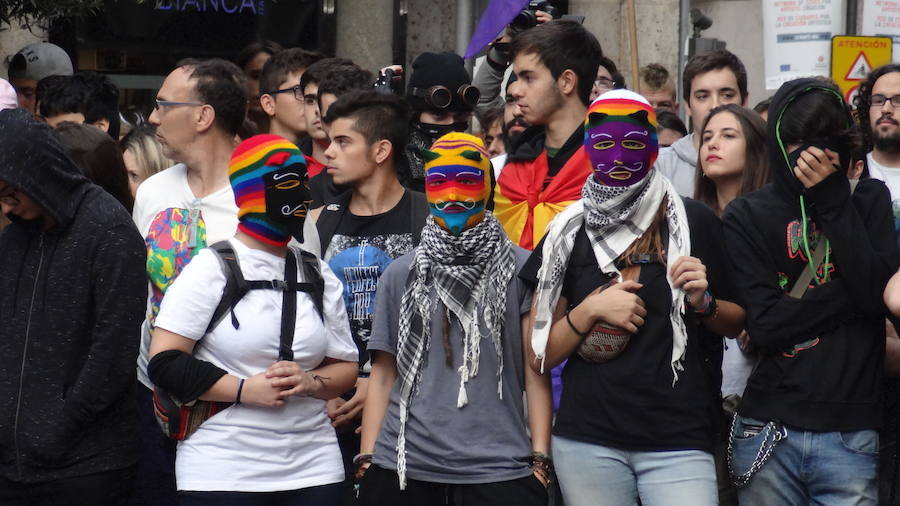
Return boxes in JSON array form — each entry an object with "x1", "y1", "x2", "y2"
[
  {"x1": 297, "y1": 249, "x2": 325, "y2": 320},
  {"x1": 279, "y1": 249, "x2": 298, "y2": 361},
  {"x1": 408, "y1": 190, "x2": 429, "y2": 245},
  {"x1": 207, "y1": 241, "x2": 249, "y2": 333},
  {"x1": 316, "y1": 191, "x2": 352, "y2": 256}
]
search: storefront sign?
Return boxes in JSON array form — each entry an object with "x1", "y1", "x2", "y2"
[{"x1": 154, "y1": 0, "x2": 264, "y2": 15}]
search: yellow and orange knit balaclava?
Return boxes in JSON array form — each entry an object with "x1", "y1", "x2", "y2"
[{"x1": 422, "y1": 132, "x2": 492, "y2": 236}]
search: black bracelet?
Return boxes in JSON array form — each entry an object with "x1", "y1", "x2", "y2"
[
  {"x1": 236, "y1": 378, "x2": 245, "y2": 404},
  {"x1": 565, "y1": 310, "x2": 591, "y2": 339}
]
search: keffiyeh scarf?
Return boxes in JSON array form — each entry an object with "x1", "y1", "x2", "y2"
[
  {"x1": 531, "y1": 170, "x2": 691, "y2": 384},
  {"x1": 395, "y1": 212, "x2": 516, "y2": 489}
]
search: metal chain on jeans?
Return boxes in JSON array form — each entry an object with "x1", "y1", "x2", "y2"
[{"x1": 726, "y1": 415, "x2": 787, "y2": 488}]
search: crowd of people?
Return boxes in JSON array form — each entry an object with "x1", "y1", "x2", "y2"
[{"x1": 3, "y1": 9, "x2": 900, "y2": 506}]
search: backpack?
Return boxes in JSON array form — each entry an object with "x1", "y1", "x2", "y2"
[{"x1": 153, "y1": 241, "x2": 325, "y2": 440}]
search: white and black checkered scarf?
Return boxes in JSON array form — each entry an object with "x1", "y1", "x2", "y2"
[
  {"x1": 394, "y1": 212, "x2": 516, "y2": 489},
  {"x1": 531, "y1": 170, "x2": 691, "y2": 384}
]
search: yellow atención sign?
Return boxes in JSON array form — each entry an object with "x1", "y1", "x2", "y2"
[{"x1": 831, "y1": 35, "x2": 892, "y2": 104}]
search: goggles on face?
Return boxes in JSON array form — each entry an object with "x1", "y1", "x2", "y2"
[{"x1": 410, "y1": 84, "x2": 480, "y2": 110}]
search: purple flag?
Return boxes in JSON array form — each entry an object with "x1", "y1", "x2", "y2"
[{"x1": 464, "y1": 0, "x2": 531, "y2": 59}]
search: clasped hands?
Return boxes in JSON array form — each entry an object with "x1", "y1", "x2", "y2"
[
  {"x1": 239, "y1": 361, "x2": 323, "y2": 408},
  {"x1": 577, "y1": 256, "x2": 709, "y2": 334}
]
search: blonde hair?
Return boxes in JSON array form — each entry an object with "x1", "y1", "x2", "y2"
[{"x1": 120, "y1": 125, "x2": 173, "y2": 182}]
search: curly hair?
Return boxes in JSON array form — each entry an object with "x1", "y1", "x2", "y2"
[{"x1": 853, "y1": 63, "x2": 900, "y2": 152}]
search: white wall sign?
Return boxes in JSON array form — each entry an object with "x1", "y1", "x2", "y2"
[
  {"x1": 764, "y1": 0, "x2": 845, "y2": 90},
  {"x1": 862, "y1": 0, "x2": 900, "y2": 61}
]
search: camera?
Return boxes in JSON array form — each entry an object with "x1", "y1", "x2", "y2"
[
  {"x1": 373, "y1": 68, "x2": 396, "y2": 94},
  {"x1": 688, "y1": 8, "x2": 726, "y2": 58},
  {"x1": 509, "y1": 1, "x2": 560, "y2": 35}
]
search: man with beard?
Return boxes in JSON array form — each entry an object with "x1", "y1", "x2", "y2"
[
  {"x1": 497, "y1": 75, "x2": 530, "y2": 167},
  {"x1": 859, "y1": 65, "x2": 900, "y2": 242},
  {"x1": 856, "y1": 64, "x2": 900, "y2": 503}
]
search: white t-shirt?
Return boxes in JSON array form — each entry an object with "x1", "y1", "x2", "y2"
[
  {"x1": 133, "y1": 163, "x2": 240, "y2": 388},
  {"x1": 867, "y1": 152, "x2": 900, "y2": 246},
  {"x1": 154, "y1": 238, "x2": 358, "y2": 492}
]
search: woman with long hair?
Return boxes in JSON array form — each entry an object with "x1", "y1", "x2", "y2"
[
  {"x1": 695, "y1": 104, "x2": 769, "y2": 217},
  {"x1": 522, "y1": 90, "x2": 745, "y2": 506},
  {"x1": 695, "y1": 104, "x2": 768, "y2": 401},
  {"x1": 120, "y1": 123, "x2": 173, "y2": 197}
]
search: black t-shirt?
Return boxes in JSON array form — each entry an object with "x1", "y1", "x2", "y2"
[
  {"x1": 309, "y1": 170, "x2": 349, "y2": 208},
  {"x1": 320, "y1": 191, "x2": 423, "y2": 369},
  {"x1": 520, "y1": 198, "x2": 738, "y2": 452}
]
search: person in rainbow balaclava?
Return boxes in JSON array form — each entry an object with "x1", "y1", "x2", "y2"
[
  {"x1": 519, "y1": 90, "x2": 745, "y2": 506},
  {"x1": 357, "y1": 132, "x2": 553, "y2": 505},
  {"x1": 148, "y1": 134, "x2": 359, "y2": 503}
]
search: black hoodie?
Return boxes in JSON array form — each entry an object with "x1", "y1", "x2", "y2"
[
  {"x1": 722, "y1": 79, "x2": 899, "y2": 430},
  {"x1": 0, "y1": 109, "x2": 147, "y2": 483}
]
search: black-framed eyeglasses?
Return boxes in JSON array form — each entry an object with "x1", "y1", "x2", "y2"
[
  {"x1": 870, "y1": 94, "x2": 900, "y2": 108},
  {"x1": 266, "y1": 85, "x2": 304, "y2": 101},
  {"x1": 410, "y1": 84, "x2": 480, "y2": 110},
  {"x1": 154, "y1": 99, "x2": 206, "y2": 110}
]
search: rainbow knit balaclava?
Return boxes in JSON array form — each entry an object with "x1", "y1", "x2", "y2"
[
  {"x1": 422, "y1": 132, "x2": 492, "y2": 236},
  {"x1": 229, "y1": 134, "x2": 311, "y2": 247},
  {"x1": 585, "y1": 89, "x2": 658, "y2": 187}
]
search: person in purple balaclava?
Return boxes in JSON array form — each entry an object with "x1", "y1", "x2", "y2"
[{"x1": 518, "y1": 90, "x2": 745, "y2": 506}]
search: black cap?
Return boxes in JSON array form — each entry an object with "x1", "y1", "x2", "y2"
[{"x1": 406, "y1": 52, "x2": 473, "y2": 112}]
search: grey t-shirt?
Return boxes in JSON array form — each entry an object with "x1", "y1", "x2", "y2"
[{"x1": 369, "y1": 247, "x2": 534, "y2": 484}]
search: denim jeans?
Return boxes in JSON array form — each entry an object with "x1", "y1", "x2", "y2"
[
  {"x1": 552, "y1": 435, "x2": 718, "y2": 506},
  {"x1": 730, "y1": 414, "x2": 878, "y2": 505}
]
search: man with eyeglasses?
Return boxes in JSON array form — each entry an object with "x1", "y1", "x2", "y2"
[
  {"x1": 857, "y1": 64, "x2": 900, "y2": 504},
  {"x1": 258, "y1": 48, "x2": 325, "y2": 147},
  {"x1": 589, "y1": 56, "x2": 625, "y2": 102},
  {"x1": 859, "y1": 65, "x2": 900, "y2": 239},
  {"x1": 130, "y1": 57, "x2": 247, "y2": 505}
]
